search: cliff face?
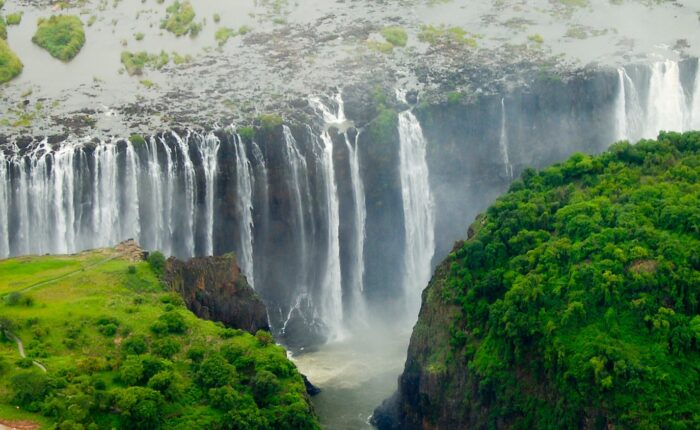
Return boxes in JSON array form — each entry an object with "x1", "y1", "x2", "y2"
[
  {"x1": 372, "y1": 243, "x2": 476, "y2": 430},
  {"x1": 375, "y1": 132, "x2": 700, "y2": 429},
  {"x1": 165, "y1": 253, "x2": 270, "y2": 334}
]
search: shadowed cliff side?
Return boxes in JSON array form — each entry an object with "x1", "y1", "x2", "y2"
[{"x1": 165, "y1": 253, "x2": 270, "y2": 334}]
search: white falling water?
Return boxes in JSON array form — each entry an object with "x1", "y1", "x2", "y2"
[
  {"x1": 498, "y1": 98, "x2": 514, "y2": 178},
  {"x1": 93, "y1": 143, "x2": 121, "y2": 248},
  {"x1": 282, "y1": 125, "x2": 310, "y2": 285},
  {"x1": 692, "y1": 64, "x2": 700, "y2": 130},
  {"x1": 345, "y1": 131, "x2": 367, "y2": 312},
  {"x1": 123, "y1": 143, "x2": 141, "y2": 244},
  {"x1": 0, "y1": 151, "x2": 9, "y2": 258},
  {"x1": 233, "y1": 133, "x2": 255, "y2": 286},
  {"x1": 172, "y1": 132, "x2": 197, "y2": 257},
  {"x1": 615, "y1": 68, "x2": 629, "y2": 142},
  {"x1": 317, "y1": 130, "x2": 344, "y2": 339},
  {"x1": 644, "y1": 60, "x2": 688, "y2": 138},
  {"x1": 200, "y1": 133, "x2": 221, "y2": 256},
  {"x1": 397, "y1": 108, "x2": 435, "y2": 313}
]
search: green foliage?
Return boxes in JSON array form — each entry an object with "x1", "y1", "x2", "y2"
[
  {"x1": 147, "y1": 251, "x2": 166, "y2": 275},
  {"x1": 151, "y1": 311, "x2": 187, "y2": 335},
  {"x1": 120, "y1": 51, "x2": 169, "y2": 76},
  {"x1": 6, "y1": 12, "x2": 21, "y2": 26},
  {"x1": 435, "y1": 132, "x2": 700, "y2": 428},
  {"x1": 238, "y1": 126, "x2": 254, "y2": 142},
  {"x1": 366, "y1": 40, "x2": 393, "y2": 54},
  {"x1": 418, "y1": 24, "x2": 477, "y2": 47},
  {"x1": 215, "y1": 27, "x2": 235, "y2": 46},
  {"x1": 161, "y1": 1, "x2": 198, "y2": 37},
  {"x1": 11, "y1": 371, "x2": 51, "y2": 408},
  {"x1": 197, "y1": 353, "x2": 235, "y2": 388},
  {"x1": 0, "y1": 38, "x2": 22, "y2": 83},
  {"x1": 255, "y1": 329, "x2": 273, "y2": 346},
  {"x1": 257, "y1": 113, "x2": 283, "y2": 131},
  {"x1": 32, "y1": 15, "x2": 85, "y2": 61},
  {"x1": 0, "y1": 246, "x2": 319, "y2": 429},
  {"x1": 113, "y1": 387, "x2": 165, "y2": 430},
  {"x1": 381, "y1": 26, "x2": 407, "y2": 47}
]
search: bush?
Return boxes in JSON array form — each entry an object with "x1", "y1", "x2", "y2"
[
  {"x1": 147, "y1": 251, "x2": 166, "y2": 276},
  {"x1": 251, "y1": 370, "x2": 280, "y2": 406},
  {"x1": 196, "y1": 354, "x2": 235, "y2": 388},
  {"x1": 381, "y1": 26, "x2": 407, "y2": 47},
  {"x1": 186, "y1": 346, "x2": 205, "y2": 363},
  {"x1": 119, "y1": 355, "x2": 144, "y2": 386},
  {"x1": 161, "y1": 1, "x2": 197, "y2": 36},
  {"x1": 152, "y1": 337, "x2": 181, "y2": 358},
  {"x1": 11, "y1": 370, "x2": 51, "y2": 408},
  {"x1": 32, "y1": 15, "x2": 86, "y2": 61},
  {"x1": 255, "y1": 330, "x2": 273, "y2": 346},
  {"x1": 113, "y1": 387, "x2": 165, "y2": 430},
  {"x1": 151, "y1": 311, "x2": 187, "y2": 335},
  {"x1": 122, "y1": 334, "x2": 148, "y2": 355},
  {"x1": 6, "y1": 13, "x2": 22, "y2": 26},
  {"x1": 16, "y1": 357, "x2": 34, "y2": 368}
]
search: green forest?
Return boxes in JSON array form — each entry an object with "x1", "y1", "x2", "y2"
[
  {"x1": 440, "y1": 131, "x2": 700, "y2": 428},
  {"x1": 0, "y1": 248, "x2": 319, "y2": 430}
]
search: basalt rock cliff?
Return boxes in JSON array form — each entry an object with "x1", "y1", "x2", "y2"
[{"x1": 165, "y1": 253, "x2": 270, "y2": 334}]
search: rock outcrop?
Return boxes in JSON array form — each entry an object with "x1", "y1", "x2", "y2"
[{"x1": 165, "y1": 253, "x2": 270, "y2": 334}]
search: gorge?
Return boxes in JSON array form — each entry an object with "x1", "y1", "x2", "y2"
[{"x1": 1, "y1": 0, "x2": 700, "y2": 427}]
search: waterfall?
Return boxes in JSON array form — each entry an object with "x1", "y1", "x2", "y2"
[
  {"x1": 645, "y1": 60, "x2": 688, "y2": 138},
  {"x1": 123, "y1": 143, "x2": 141, "y2": 245},
  {"x1": 282, "y1": 125, "x2": 310, "y2": 288},
  {"x1": 233, "y1": 134, "x2": 255, "y2": 286},
  {"x1": 200, "y1": 132, "x2": 220, "y2": 256},
  {"x1": 499, "y1": 98, "x2": 514, "y2": 178},
  {"x1": 172, "y1": 132, "x2": 197, "y2": 257},
  {"x1": 397, "y1": 109, "x2": 435, "y2": 313},
  {"x1": 615, "y1": 69, "x2": 628, "y2": 141},
  {"x1": 317, "y1": 130, "x2": 344, "y2": 338},
  {"x1": 692, "y1": 64, "x2": 700, "y2": 130},
  {"x1": 345, "y1": 131, "x2": 367, "y2": 319},
  {"x1": 0, "y1": 151, "x2": 9, "y2": 258},
  {"x1": 93, "y1": 143, "x2": 121, "y2": 248}
]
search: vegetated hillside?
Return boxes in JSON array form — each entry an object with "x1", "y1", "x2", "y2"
[
  {"x1": 0, "y1": 245, "x2": 319, "y2": 429},
  {"x1": 375, "y1": 131, "x2": 700, "y2": 429}
]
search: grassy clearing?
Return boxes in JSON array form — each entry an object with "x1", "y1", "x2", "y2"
[
  {"x1": 32, "y1": 15, "x2": 85, "y2": 61},
  {"x1": 0, "y1": 247, "x2": 319, "y2": 429}
]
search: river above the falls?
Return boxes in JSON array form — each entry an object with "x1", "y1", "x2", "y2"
[{"x1": 292, "y1": 328, "x2": 412, "y2": 430}]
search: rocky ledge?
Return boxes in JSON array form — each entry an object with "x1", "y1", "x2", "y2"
[{"x1": 164, "y1": 253, "x2": 270, "y2": 334}]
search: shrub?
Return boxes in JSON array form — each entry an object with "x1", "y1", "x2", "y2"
[
  {"x1": 11, "y1": 370, "x2": 51, "y2": 408},
  {"x1": 97, "y1": 323, "x2": 118, "y2": 337},
  {"x1": 6, "y1": 13, "x2": 22, "y2": 26},
  {"x1": 255, "y1": 330, "x2": 273, "y2": 346},
  {"x1": 257, "y1": 114, "x2": 283, "y2": 131},
  {"x1": 151, "y1": 311, "x2": 187, "y2": 335},
  {"x1": 147, "y1": 251, "x2": 166, "y2": 275},
  {"x1": 16, "y1": 357, "x2": 34, "y2": 368},
  {"x1": 119, "y1": 355, "x2": 145, "y2": 386},
  {"x1": 113, "y1": 387, "x2": 165, "y2": 430},
  {"x1": 196, "y1": 354, "x2": 235, "y2": 388},
  {"x1": 187, "y1": 345, "x2": 205, "y2": 363},
  {"x1": 152, "y1": 337, "x2": 180, "y2": 358},
  {"x1": 381, "y1": 26, "x2": 407, "y2": 47},
  {"x1": 32, "y1": 15, "x2": 86, "y2": 61},
  {"x1": 251, "y1": 370, "x2": 280, "y2": 406},
  {"x1": 122, "y1": 334, "x2": 148, "y2": 355},
  {"x1": 161, "y1": 1, "x2": 197, "y2": 37}
]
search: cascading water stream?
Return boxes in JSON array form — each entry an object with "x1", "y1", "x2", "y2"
[
  {"x1": 644, "y1": 60, "x2": 688, "y2": 138},
  {"x1": 499, "y1": 98, "x2": 514, "y2": 178},
  {"x1": 397, "y1": 105, "x2": 435, "y2": 314},
  {"x1": 200, "y1": 132, "x2": 221, "y2": 257},
  {"x1": 316, "y1": 130, "x2": 344, "y2": 339},
  {"x1": 692, "y1": 65, "x2": 700, "y2": 130},
  {"x1": 0, "y1": 151, "x2": 9, "y2": 258},
  {"x1": 615, "y1": 68, "x2": 628, "y2": 142},
  {"x1": 172, "y1": 132, "x2": 197, "y2": 257},
  {"x1": 233, "y1": 133, "x2": 255, "y2": 286}
]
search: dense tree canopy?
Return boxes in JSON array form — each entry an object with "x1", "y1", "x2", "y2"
[{"x1": 442, "y1": 132, "x2": 700, "y2": 428}]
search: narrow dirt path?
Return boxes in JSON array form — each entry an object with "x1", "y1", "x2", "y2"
[
  {"x1": 6, "y1": 332, "x2": 46, "y2": 373},
  {"x1": 17, "y1": 254, "x2": 121, "y2": 295}
]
